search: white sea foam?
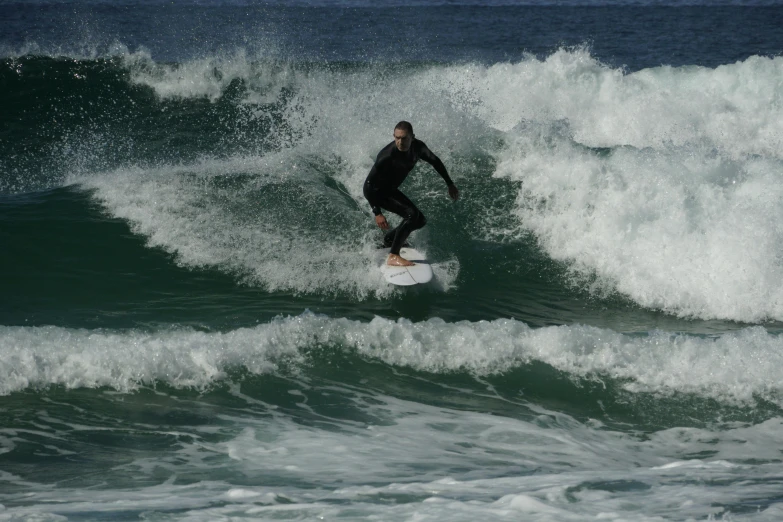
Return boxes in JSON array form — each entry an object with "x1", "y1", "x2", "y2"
[
  {"x1": 432, "y1": 49, "x2": 783, "y2": 321},
  {"x1": 494, "y1": 130, "x2": 783, "y2": 321},
  {"x1": 2, "y1": 315, "x2": 783, "y2": 405},
  {"x1": 437, "y1": 49, "x2": 783, "y2": 158},
  {"x1": 122, "y1": 48, "x2": 290, "y2": 103}
]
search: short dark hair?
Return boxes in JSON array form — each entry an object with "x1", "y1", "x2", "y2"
[{"x1": 395, "y1": 121, "x2": 414, "y2": 135}]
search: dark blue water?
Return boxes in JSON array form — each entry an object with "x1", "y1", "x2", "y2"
[{"x1": 5, "y1": 3, "x2": 783, "y2": 67}]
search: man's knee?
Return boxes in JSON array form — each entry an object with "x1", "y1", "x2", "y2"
[
  {"x1": 400, "y1": 205, "x2": 425, "y2": 230},
  {"x1": 412, "y1": 210, "x2": 426, "y2": 230}
]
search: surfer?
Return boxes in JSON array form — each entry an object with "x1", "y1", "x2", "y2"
[{"x1": 363, "y1": 121, "x2": 459, "y2": 266}]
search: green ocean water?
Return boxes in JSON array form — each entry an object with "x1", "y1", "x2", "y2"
[{"x1": 4, "y1": 18, "x2": 783, "y2": 519}]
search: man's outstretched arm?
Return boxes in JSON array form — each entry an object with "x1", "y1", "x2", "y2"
[{"x1": 419, "y1": 142, "x2": 459, "y2": 200}]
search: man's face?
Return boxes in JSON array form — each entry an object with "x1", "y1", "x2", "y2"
[{"x1": 394, "y1": 129, "x2": 413, "y2": 152}]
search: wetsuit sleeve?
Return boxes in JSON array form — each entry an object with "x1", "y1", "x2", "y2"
[
  {"x1": 418, "y1": 141, "x2": 455, "y2": 186},
  {"x1": 364, "y1": 163, "x2": 385, "y2": 216}
]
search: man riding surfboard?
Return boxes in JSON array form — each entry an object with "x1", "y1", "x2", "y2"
[{"x1": 363, "y1": 121, "x2": 459, "y2": 266}]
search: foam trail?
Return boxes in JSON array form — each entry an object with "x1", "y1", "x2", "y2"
[
  {"x1": 2, "y1": 314, "x2": 783, "y2": 405},
  {"x1": 76, "y1": 159, "x2": 388, "y2": 297}
]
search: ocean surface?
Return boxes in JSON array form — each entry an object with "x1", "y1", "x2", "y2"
[{"x1": 3, "y1": 1, "x2": 783, "y2": 520}]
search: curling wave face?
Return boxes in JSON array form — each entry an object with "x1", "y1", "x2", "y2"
[{"x1": 4, "y1": 47, "x2": 783, "y2": 319}]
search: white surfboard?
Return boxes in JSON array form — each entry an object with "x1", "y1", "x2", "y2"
[{"x1": 379, "y1": 247, "x2": 433, "y2": 286}]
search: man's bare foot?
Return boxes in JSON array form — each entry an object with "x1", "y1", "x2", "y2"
[{"x1": 387, "y1": 254, "x2": 415, "y2": 267}]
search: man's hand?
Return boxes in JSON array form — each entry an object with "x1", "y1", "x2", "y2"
[
  {"x1": 448, "y1": 184, "x2": 460, "y2": 201},
  {"x1": 375, "y1": 214, "x2": 390, "y2": 230}
]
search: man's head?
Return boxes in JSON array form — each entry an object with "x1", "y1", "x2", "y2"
[{"x1": 394, "y1": 121, "x2": 414, "y2": 152}]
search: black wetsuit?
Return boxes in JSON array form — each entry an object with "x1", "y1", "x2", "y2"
[{"x1": 363, "y1": 139, "x2": 454, "y2": 255}]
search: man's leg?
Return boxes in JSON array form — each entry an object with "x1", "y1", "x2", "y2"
[
  {"x1": 382, "y1": 225, "x2": 412, "y2": 248},
  {"x1": 380, "y1": 190, "x2": 426, "y2": 256},
  {"x1": 382, "y1": 226, "x2": 399, "y2": 247}
]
